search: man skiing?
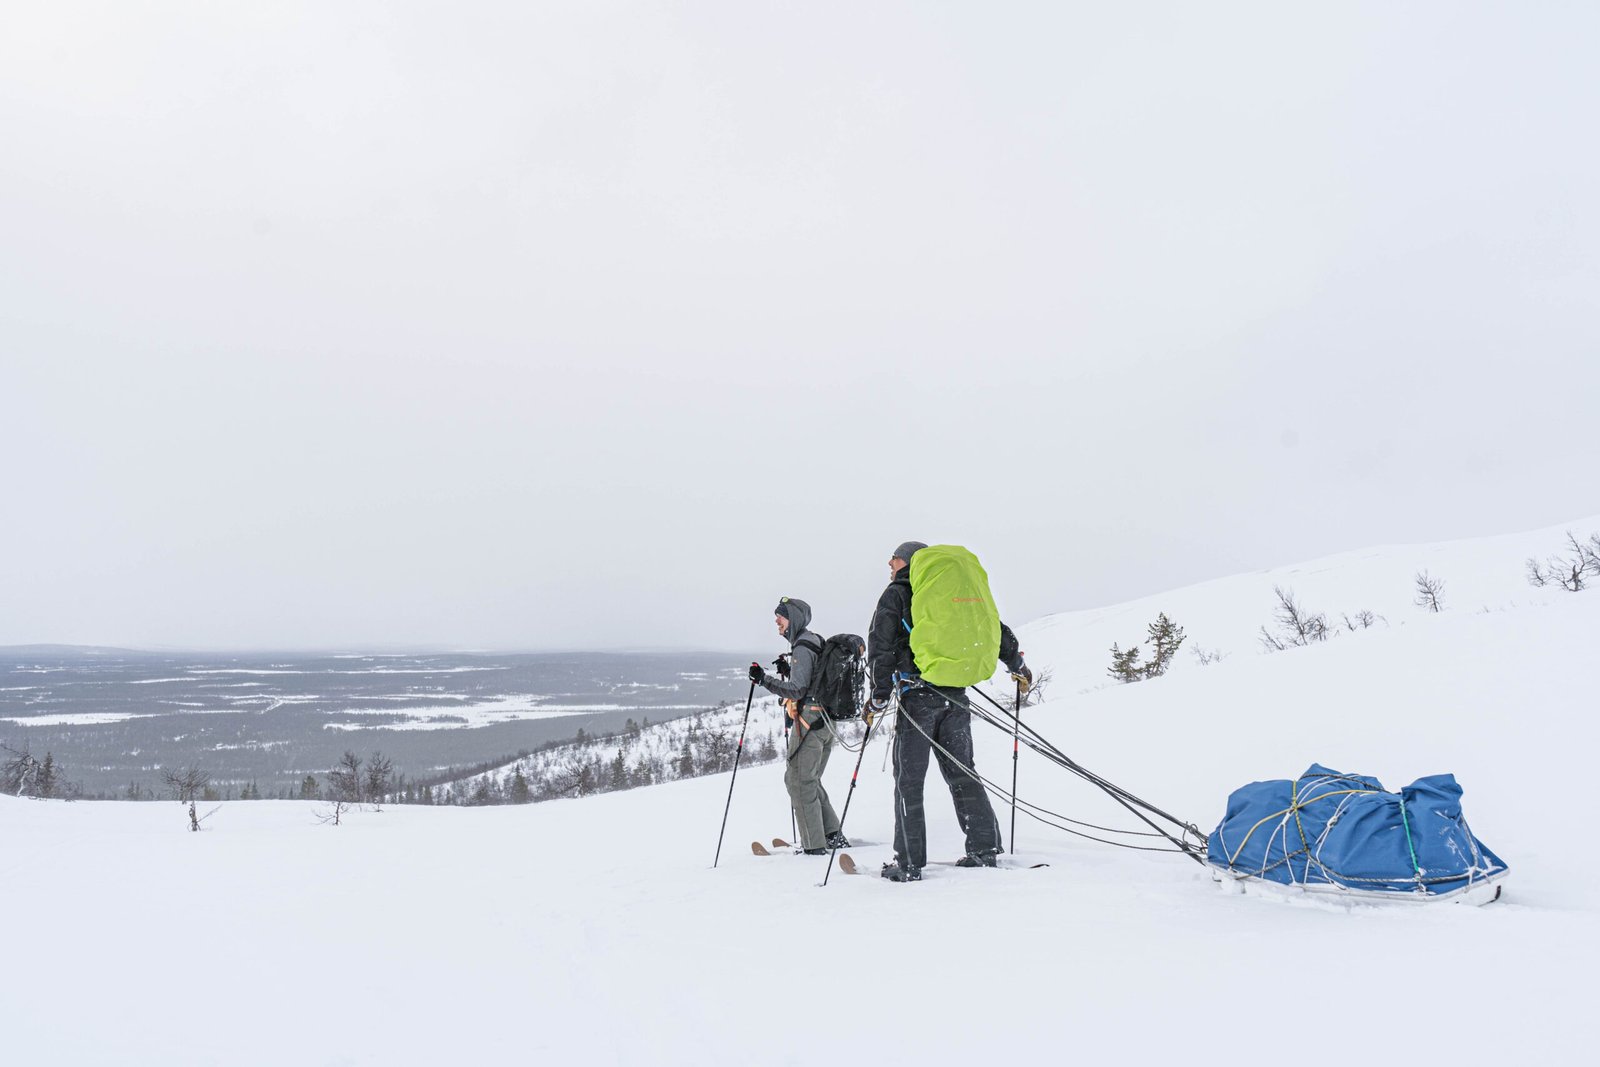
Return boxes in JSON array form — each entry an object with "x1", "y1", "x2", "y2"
[
  {"x1": 749, "y1": 597, "x2": 848, "y2": 855},
  {"x1": 866, "y1": 542, "x2": 1031, "y2": 882}
]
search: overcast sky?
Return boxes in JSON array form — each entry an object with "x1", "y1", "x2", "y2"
[{"x1": 3, "y1": 2, "x2": 1597, "y2": 653}]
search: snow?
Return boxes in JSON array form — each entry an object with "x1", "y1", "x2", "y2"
[
  {"x1": 184, "y1": 666, "x2": 507, "y2": 675},
  {"x1": 3, "y1": 518, "x2": 1597, "y2": 1064},
  {"x1": 0, "y1": 711, "x2": 141, "y2": 726},
  {"x1": 323, "y1": 697, "x2": 711, "y2": 731}
]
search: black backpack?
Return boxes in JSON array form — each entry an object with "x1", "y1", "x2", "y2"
[{"x1": 796, "y1": 633, "x2": 867, "y2": 721}]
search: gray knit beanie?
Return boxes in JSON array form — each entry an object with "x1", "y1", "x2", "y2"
[{"x1": 891, "y1": 541, "x2": 928, "y2": 563}]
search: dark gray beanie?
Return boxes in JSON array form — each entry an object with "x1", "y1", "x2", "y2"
[{"x1": 891, "y1": 541, "x2": 928, "y2": 563}]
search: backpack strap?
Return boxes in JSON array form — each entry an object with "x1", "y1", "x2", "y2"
[{"x1": 794, "y1": 633, "x2": 826, "y2": 709}]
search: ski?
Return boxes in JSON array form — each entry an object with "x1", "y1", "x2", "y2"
[
  {"x1": 837, "y1": 852, "x2": 858, "y2": 875},
  {"x1": 772, "y1": 838, "x2": 791, "y2": 848},
  {"x1": 927, "y1": 859, "x2": 1051, "y2": 869}
]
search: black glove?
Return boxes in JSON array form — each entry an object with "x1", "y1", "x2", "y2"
[
  {"x1": 748, "y1": 661, "x2": 764, "y2": 684},
  {"x1": 863, "y1": 696, "x2": 890, "y2": 728}
]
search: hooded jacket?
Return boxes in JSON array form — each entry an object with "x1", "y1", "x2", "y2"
[{"x1": 759, "y1": 598, "x2": 824, "y2": 704}]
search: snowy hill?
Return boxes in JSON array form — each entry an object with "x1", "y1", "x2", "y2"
[
  {"x1": 4, "y1": 517, "x2": 1598, "y2": 1065},
  {"x1": 435, "y1": 697, "x2": 794, "y2": 803}
]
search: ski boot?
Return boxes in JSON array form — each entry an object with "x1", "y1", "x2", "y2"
[
  {"x1": 955, "y1": 850, "x2": 1000, "y2": 868},
  {"x1": 880, "y1": 861, "x2": 922, "y2": 882}
]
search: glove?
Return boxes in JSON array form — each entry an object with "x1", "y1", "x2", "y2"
[
  {"x1": 863, "y1": 696, "x2": 889, "y2": 728},
  {"x1": 748, "y1": 661, "x2": 764, "y2": 684},
  {"x1": 1010, "y1": 664, "x2": 1033, "y2": 694}
]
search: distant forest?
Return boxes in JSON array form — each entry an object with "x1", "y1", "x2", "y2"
[{"x1": 5, "y1": 699, "x2": 809, "y2": 807}]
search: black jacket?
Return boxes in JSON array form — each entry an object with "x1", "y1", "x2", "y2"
[{"x1": 867, "y1": 571, "x2": 1023, "y2": 702}]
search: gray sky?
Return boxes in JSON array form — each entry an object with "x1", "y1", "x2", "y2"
[{"x1": 4, "y1": 2, "x2": 1598, "y2": 652}]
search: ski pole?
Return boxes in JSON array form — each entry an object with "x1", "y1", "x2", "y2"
[
  {"x1": 1009, "y1": 677, "x2": 1022, "y2": 858},
  {"x1": 713, "y1": 679, "x2": 758, "y2": 868},
  {"x1": 787, "y1": 712, "x2": 797, "y2": 843},
  {"x1": 821, "y1": 714, "x2": 877, "y2": 887}
]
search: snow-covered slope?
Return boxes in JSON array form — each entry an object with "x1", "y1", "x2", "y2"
[{"x1": 4, "y1": 517, "x2": 1597, "y2": 1065}]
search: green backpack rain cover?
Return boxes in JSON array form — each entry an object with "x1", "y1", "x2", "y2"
[{"x1": 908, "y1": 545, "x2": 1002, "y2": 687}]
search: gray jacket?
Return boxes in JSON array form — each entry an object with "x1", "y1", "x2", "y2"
[{"x1": 760, "y1": 598, "x2": 822, "y2": 704}]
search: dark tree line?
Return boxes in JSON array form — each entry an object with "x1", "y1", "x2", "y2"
[{"x1": 15, "y1": 701, "x2": 789, "y2": 810}]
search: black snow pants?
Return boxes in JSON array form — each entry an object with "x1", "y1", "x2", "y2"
[{"x1": 891, "y1": 684, "x2": 1002, "y2": 870}]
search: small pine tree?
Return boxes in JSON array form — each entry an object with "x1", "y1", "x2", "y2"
[
  {"x1": 1108, "y1": 643, "x2": 1143, "y2": 684},
  {"x1": 509, "y1": 768, "x2": 532, "y2": 804},
  {"x1": 299, "y1": 775, "x2": 319, "y2": 800},
  {"x1": 1142, "y1": 613, "x2": 1186, "y2": 678}
]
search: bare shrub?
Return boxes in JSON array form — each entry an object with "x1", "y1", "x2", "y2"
[
  {"x1": 3, "y1": 743, "x2": 41, "y2": 797},
  {"x1": 1414, "y1": 571, "x2": 1445, "y2": 613},
  {"x1": 1259, "y1": 586, "x2": 1328, "y2": 651},
  {"x1": 364, "y1": 752, "x2": 393, "y2": 811},
  {"x1": 328, "y1": 751, "x2": 363, "y2": 804},
  {"x1": 315, "y1": 799, "x2": 354, "y2": 826},
  {"x1": 1526, "y1": 531, "x2": 1600, "y2": 592},
  {"x1": 160, "y1": 765, "x2": 211, "y2": 832},
  {"x1": 316, "y1": 751, "x2": 368, "y2": 826}
]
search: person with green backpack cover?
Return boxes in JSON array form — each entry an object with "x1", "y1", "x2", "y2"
[{"x1": 865, "y1": 542, "x2": 1031, "y2": 882}]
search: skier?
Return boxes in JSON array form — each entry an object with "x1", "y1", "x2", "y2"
[
  {"x1": 866, "y1": 542, "x2": 1031, "y2": 882},
  {"x1": 748, "y1": 597, "x2": 849, "y2": 855}
]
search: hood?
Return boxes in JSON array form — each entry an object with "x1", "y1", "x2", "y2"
[{"x1": 776, "y1": 596, "x2": 813, "y2": 646}]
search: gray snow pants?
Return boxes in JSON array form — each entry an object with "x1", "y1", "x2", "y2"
[{"x1": 784, "y1": 704, "x2": 841, "y2": 850}]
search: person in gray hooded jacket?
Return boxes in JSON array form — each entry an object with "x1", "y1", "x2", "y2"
[{"x1": 747, "y1": 597, "x2": 847, "y2": 854}]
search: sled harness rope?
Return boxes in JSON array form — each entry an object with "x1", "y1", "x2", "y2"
[{"x1": 898, "y1": 680, "x2": 1208, "y2": 864}]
